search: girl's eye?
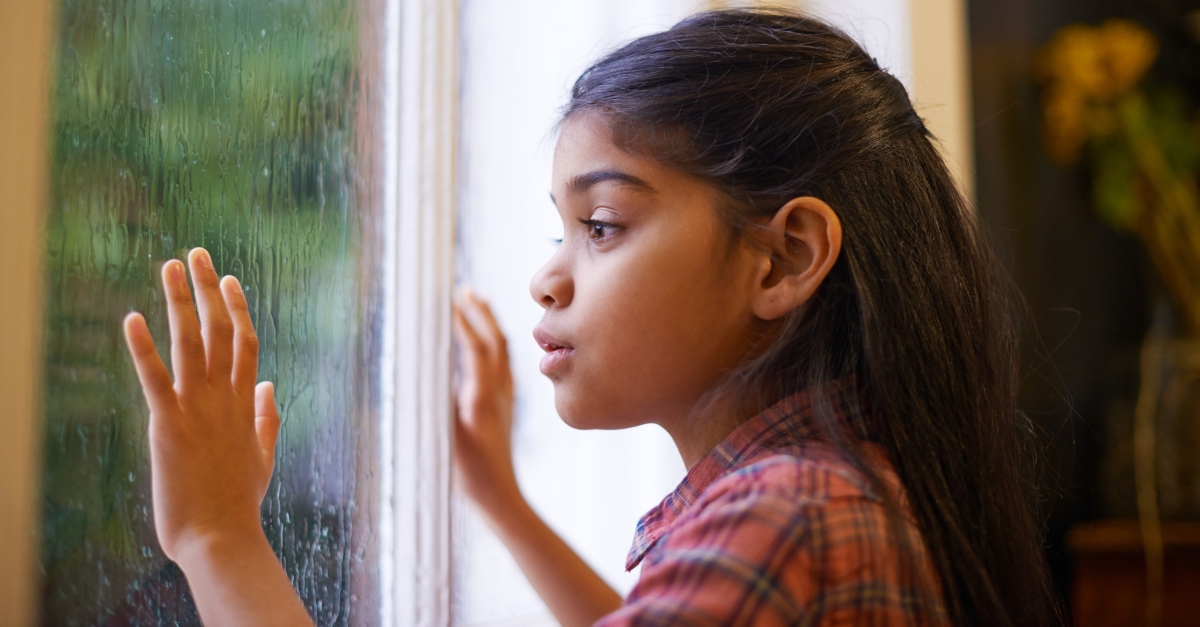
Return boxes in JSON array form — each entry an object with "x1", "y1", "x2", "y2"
[{"x1": 579, "y1": 218, "x2": 618, "y2": 241}]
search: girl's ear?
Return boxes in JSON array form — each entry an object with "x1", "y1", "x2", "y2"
[{"x1": 749, "y1": 196, "x2": 842, "y2": 321}]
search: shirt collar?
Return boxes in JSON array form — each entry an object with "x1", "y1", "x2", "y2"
[{"x1": 625, "y1": 382, "x2": 867, "y2": 571}]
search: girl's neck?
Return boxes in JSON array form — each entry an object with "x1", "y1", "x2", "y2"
[{"x1": 662, "y1": 390, "x2": 764, "y2": 469}]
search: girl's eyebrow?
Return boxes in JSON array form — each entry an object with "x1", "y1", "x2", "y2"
[{"x1": 550, "y1": 169, "x2": 655, "y2": 205}]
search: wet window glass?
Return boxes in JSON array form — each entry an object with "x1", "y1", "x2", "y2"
[{"x1": 40, "y1": 0, "x2": 385, "y2": 624}]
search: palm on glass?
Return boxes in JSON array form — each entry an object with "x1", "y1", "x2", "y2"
[
  {"x1": 122, "y1": 247, "x2": 281, "y2": 561},
  {"x1": 451, "y1": 289, "x2": 521, "y2": 520}
]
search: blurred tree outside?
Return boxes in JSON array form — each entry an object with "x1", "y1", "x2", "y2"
[{"x1": 41, "y1": 0, "x2": 384, "y2": 623}]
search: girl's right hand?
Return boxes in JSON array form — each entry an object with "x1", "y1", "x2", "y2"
[
  {"x1": 451, "y1": 288, "x2": 522, "y2": 521},
  {"x1": 122, "y1": 248, "x2": 313, "y2": 626},
  {"x1": 122, "y1": 248, "x2": 280, "y2": 563}
]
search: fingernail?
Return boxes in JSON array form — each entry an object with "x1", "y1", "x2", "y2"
[
  {"x1": 194, "y1": 248, "x2": 211, "y2": 269},
  {"x1": 168, "y1": 261, "x2": 185, "y2": 284},
  {"x1": 225, "y1": 275, "x2": 241, "y2": 291},
  {"x1": 123, "y1": 312, "x2": 145, "y2": 338}
]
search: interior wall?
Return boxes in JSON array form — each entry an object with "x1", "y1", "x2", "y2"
[
  {"x1": 0, "y1": 1, "x2": 53, "y2": 625},
  {"x1": 911, "y1": 0, "x2": 975, "y2": 197},
  {"x1": 799, "y1": 0, "x2": 975, "y2": 196}
]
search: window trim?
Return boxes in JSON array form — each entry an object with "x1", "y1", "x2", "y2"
[{"x1": 379, "y1": 0, "x2": 459, "y2": 624}]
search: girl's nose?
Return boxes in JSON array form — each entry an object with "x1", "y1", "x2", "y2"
[{"x1": 529, "y1": 252, "x2": 573, "y2": 310}]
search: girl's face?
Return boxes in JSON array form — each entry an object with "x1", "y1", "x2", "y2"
[{"x1": 531, "y1": 112, "x2": 763, "y2": 441}]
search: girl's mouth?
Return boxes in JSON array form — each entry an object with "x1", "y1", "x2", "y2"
[
  {"x1": 533, "y1": 325, "x2": 574, "y2": 375},
  {"x1": 538, "y1": 345, "x2": 574, "y2": 376}
]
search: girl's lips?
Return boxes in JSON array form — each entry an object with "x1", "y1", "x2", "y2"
[
  {"x1": 532, "y1": 325, "x2": 572, "y2": 352},
  {"x1": 538, "y1": 346, "x2": 574, "y2": 376},
  {"x1": 532, "y1": 325, "x2": 574, "y2": 376}
]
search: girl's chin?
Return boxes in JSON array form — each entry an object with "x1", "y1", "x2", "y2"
[
  {"x1": 552, "y1": 395, "x2": 595, "y2": 430},
  {"x1": 553, "y1": 391, "x2": 649, "y2": 431}
]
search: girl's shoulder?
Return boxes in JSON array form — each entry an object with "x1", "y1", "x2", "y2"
[
  {"x1": 699, "y1": 443, "x2": 896, "y2": 509},
  {"x1": 607, "y1": 445, "x2": 947, "y2": 627},
  {"x1": 656, "y1": 442, "x2": 913, "y2": 568}
]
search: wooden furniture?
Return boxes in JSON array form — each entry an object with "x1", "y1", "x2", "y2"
[{"x1": 1070, "y1": 521, "x2": 1200, "y2": 627}]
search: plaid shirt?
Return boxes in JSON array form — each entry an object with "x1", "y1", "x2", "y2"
[{"x1": 595, "y1": 388, "x2": 949, "y2": 627}]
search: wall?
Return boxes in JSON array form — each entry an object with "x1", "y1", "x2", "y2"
[{"x1": 0, "y1": 1, "x2": 53, "y2": 625}]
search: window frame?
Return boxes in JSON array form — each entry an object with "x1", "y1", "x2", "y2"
[{"x1": 379, "y1": 0, "x2": 459, "y2": 624}]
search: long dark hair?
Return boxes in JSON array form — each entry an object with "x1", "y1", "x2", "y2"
[{"x1": 563, "y1": 9, "x2": 1061, "y2": 627}]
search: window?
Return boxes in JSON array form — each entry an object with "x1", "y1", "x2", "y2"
[{"x1": 39, "y1": 0, "x2": 392, "y2": 623}]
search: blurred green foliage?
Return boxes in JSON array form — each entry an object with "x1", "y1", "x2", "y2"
[
  {"x1": 1090, "y1": 90, "x2": 1200, "y2": 233},
  {"x1": 41, "y1": 0, "x2": 382, "y2": 623}
]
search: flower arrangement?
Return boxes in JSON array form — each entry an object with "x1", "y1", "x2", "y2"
[
  {"x1": 1039, "y1": 23, "x2": 1200, "y2": 625},
  {"x1": 1037, "y1": 19, "x2": 1200, "y2": 337}
]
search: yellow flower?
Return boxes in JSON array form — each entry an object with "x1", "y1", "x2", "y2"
[
  {"x1": 1042, "y1": 87, "x2": 1089, "y2": 164},
  {"x1": 1036, "y1": 25, "x2": 1108, "y2": 98},
  {"x1": 1099, "y1": 19, "x2": 1158, "y2": 96},
  {"x1": 1036, "y1": 19, "x2": 1158, "y2": 101}
]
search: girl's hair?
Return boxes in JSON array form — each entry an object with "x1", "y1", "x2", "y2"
[{"x1": 563, "y1": 9, "x2": 1061, "y2": 627}]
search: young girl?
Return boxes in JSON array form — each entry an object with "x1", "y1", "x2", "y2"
[{"x1": 122, "y1": 9, "x2": 1062, "y2": 626}]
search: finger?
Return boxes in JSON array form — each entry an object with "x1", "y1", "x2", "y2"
[
  {"x1": 467, "y1": 292, "x2": 509, "y2": 364},
  {"x1": 457, "y1": 288, "x2": 495, "y2": 356},
  {"x1": 453, "y1": 303, "x2": 492, "y2": 384},
  {"x1": 188, "y1": 248, "x2": 234, "y2": 382},
  {"x1": 122, "y1": 312, "x2": 180, "y2": 417},
  {"x1": 161, "y1": 259, "x2": 207, "y2": 387},
  {"x1": 453, "y1": 411, "x2": 471, "y2": 448},
  {"x1": 222, "y1": 275, "x2": 259, "y2": 397},
  {"x1": 255, "y1": 382, "x2": 281, "y2": 475},
  {"x1": 467, "y1": 295, "x2": 514, "y2": 394}
]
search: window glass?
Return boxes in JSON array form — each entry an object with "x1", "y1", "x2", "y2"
[{"x1": 40, "y1": 0, "x2": 385, "y2": 624}]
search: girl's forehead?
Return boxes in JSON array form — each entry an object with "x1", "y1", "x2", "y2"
[
  {"x1": 551, "y1": 116, "x2": 671, "y2": 193},
  {"x1": 549, "y1": 112, "x2": 723, "y2": 215},
  {"x1": 553, "y1": 113, "x2": 624, "y2": 162}
]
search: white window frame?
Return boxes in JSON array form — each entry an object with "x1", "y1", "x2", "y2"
[{"x1": 380, "y1": 0, "x2": 459, "y2": 625}]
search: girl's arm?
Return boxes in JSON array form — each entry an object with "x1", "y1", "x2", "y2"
[
  {"x1": 123, "y1": 248, "x2": 313, "y2": 626},
  {"x1": 452, "y1": 291, "x2": 623, "y2": 626}
]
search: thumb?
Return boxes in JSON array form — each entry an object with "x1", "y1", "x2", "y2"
[{"x1": 255, "y1": 381, "x2": 282, "y2": 473}]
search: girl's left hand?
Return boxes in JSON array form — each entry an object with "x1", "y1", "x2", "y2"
[
  {"x1": 451, "y1": 288, "x2": 522, "y2": 521},
  {"x1": 122, "y1": 248, "x2": 281, "y2": 563}
]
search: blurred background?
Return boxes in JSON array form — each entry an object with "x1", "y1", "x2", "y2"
[
  {"x1": 971, "y1": 2, "x2": 1200, "y2": 626},
  {"x1": 1, "y1": 0, "x2": 1198, "y2": 625}
]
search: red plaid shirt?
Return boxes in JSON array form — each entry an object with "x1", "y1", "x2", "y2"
[{"x1": 596, "y1": 388, "x2": 949, "y2": 626}]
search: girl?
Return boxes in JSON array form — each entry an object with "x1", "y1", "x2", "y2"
[{"x1": 122, "y1": 9, "x2": 1062, "y2": 626}]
